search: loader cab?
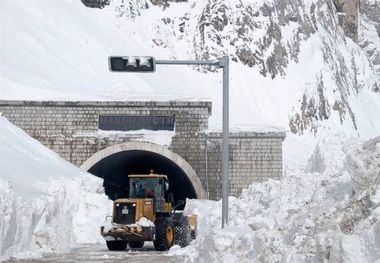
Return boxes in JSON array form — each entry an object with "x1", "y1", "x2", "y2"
[{"x1": 128, "y1": 173, "x2": 170, "y2": 212}]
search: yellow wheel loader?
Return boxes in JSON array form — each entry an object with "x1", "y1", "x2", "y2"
[{"x1": 100, "y1": 172, "x2": 197, "y2": 251}]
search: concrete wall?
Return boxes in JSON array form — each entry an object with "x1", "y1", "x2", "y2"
[{"x1": 0, "y1": 100, "x2": 285, "y2": 200}]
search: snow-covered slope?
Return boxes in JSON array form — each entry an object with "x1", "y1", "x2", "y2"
[
  {"x1": 1, "y1": 0, "x2": 379, "y2": 142},
  {"x1": 0, "y1": 115, "x2": 111, "y2": 260},
  {"x1": 0, "y1": 0, "x2": 215, "y2": 101},
  {"x1": 170, "y1": 135, "x2": 380, "y2": 262}
]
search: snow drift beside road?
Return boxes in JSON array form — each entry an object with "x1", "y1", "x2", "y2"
[
  {"x1": 170, "y1": 135, "x2": 380, "y2": 262},
  {"x1": 0, "y1": 115, "x2": 111, "y2": 260}
]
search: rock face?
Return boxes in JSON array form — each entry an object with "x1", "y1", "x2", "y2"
[
  {"x1": 164, "y1": 0, "x2": 318, "y2": 79},
  {"x1": 333, "y1": 0, "x2": 359, "y2": 42},
  {"x1": 111, "y1": 0, "x2": 379, "y2": 135},
  {"x1": 360, "y1": 0, "x2": 380, "y2": 76}
]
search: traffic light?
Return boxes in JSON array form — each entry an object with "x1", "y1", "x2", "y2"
[{"x1": 108, "y1": 56, "x2": 156, "y2": 72}]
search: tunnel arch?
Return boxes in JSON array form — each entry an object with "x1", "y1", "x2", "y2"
[{"x1": 81, "y1": 142, "x2": 206, "y2": 202}]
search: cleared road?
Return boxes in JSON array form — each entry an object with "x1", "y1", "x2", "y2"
[{"x1": 4, "y1": 243, "x2": 186, "y2": 263}]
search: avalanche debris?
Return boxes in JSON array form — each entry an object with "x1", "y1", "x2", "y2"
[{"x1": 171, "y1": 135, "x2": 380, "y2": 262}]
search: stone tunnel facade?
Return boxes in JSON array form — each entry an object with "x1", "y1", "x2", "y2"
[{"x1": 0, "y1": 100, "x2": 285, "y2": 200}]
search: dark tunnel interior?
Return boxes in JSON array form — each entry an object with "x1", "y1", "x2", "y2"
[{"x1": 88, "y1": 150, "x2": 197, "y2": 209}]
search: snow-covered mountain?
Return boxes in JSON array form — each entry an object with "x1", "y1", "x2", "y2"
[
  {"x1": 0, "y1": 0, "x2": 379, "y2": 150},
  {"x1": 109, "y1": 0, "x2": 380, "y2": 135}
]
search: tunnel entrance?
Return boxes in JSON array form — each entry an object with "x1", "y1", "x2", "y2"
[{"x1": 86, "y1": 147, "x2": 200, "y2": 209}]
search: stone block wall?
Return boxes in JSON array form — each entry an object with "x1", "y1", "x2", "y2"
[{"x1": 205, "y1": 132, "x2": 284, "y2": 200}]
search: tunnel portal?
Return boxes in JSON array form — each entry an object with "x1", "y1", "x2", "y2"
[
  {"x1": 0, "y1": 100, "x2": 285, "y2": 201},
  {"x1": 88, "y1": 150, "x2": 197, "y2": 208}
]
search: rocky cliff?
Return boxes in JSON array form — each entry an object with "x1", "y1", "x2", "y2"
[{"x1": 110, "y1": 0, "x2": 379, "y2": 135}]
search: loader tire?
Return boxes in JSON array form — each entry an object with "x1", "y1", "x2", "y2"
[
  {"x1": 153, "y1": 217, "x2": 174, "y2": 251},
  {"x1": 106, "y1": 241, "x2": 128, "y2": 251},
  {"x1": 174, "y1": 216, "x2": 191, "y2": 248},
  {"x1": 129, "y1": 241, "x2": 144, "y2": 249}
]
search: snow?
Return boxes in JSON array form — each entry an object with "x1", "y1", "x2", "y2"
[
  {"x1": 74, "y1": 129, "x2": 175, "y2": 147},
  {"x1": 0, "y1": 116, "x2": 111, "y2": 260},
  {"x1": 0, "y1": 0, "x2": 215, "y2": 103},
  {"x1": 135, "y1": 217, "x2": 155, "y2": 227},
  {"x1": 170, "y1": 135, "x2": 380, "y2": 262},
  {"x1": 101, "y1": 216, "x2": 154, "y2": 238},
  {"x1": 0, "y1": 0, "x2": 380, "y2": 261},
  {"x1": 372, "y1": 186, "x2": 380, "y2": 205},
  {"x1": 0, "y1": 113, "x2": 78, "y2": 198},
  {"x1": 365, "y1": 0, "x2": 380, "y2": 5}
]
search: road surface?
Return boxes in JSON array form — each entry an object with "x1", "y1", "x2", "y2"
[{"x1": 4, "y1": 243, "x2": 186, "y2": 263}]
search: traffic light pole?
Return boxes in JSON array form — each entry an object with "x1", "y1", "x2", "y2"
[
  {"x1": 220, "y1": 56, "x2": 229, "y2": 228},
  {"x1": 156, "y1": 56, "x2": 230, "y2": 228}
]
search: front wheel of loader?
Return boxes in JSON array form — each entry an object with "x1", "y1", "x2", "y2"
[
  {"x1": 153, "y1": 217, "x2": 174, "y2": 251},
  {"x1": 106, "y1": 240, "x2": 128, "y2": 251}
]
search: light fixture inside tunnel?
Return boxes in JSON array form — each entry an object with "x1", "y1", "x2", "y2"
[{"x1": 87, "y1": 150, "x2": 196, "y2": 210}]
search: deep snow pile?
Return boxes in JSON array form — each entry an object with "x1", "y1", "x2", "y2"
[
  {"x1": 170, "y1": 135, "x2": 380, "y2": 262},
  {"x1": 0, "y1": 115, "x2": 111, "y2": 260}
]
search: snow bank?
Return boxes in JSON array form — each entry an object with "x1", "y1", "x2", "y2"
[
  {"x1": 73, "y1": 129, "x2": 175, "y2": 147},
  {"x1": 171, "y1": 135, "x2": 380, "y2": 262},
  {"x1": 0, "y1": 116, "x2": 111, "y2": 260}
]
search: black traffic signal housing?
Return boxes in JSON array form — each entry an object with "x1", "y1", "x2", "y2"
[{"x1": 108, "y1": 56, "x2": 156, "y2": 72}]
